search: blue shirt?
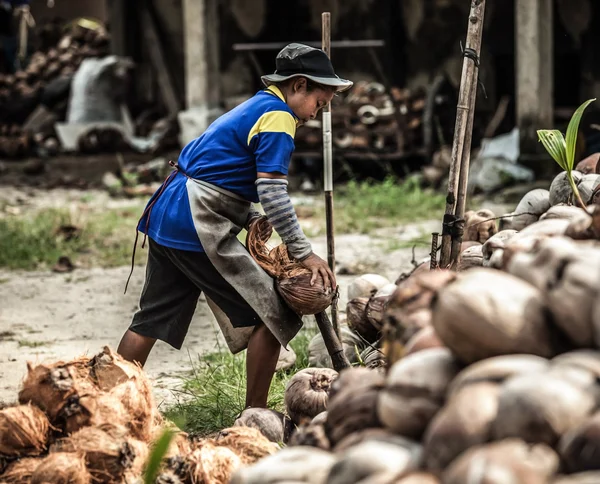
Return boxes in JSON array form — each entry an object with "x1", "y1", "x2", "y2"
[{"x1": 138, "y1": 86, "x2": 298, "y2": 252}]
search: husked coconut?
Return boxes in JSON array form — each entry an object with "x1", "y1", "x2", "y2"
[
  {"x1": 328, "y1": 367, "x2": 385, "y2": 401},
  {"x1": 377, "y1": 348, "x2": 459, "y2": 438},
  {"x1": 576, "y1": 174, "x2": 600, "y2": 206},
  {"x1": 463, "y1": 208, "x2": 497, "y2": 243},
  {"x1": 443, "y1": 439, "x2": 559, "y2": 484},
  {"x1": 422, "y1": 382, "x2": 500, "y2": 471},
  {"x1": 558, "y1": 411, "x2": 600, "y2": 473},
  {"x1": 311, "y1": 411, "x2": 327, "y2": 426},
  {"x1": 501, "y1": 233, "x2": 550, "y2": 269},
  {"x1": 554, "y1": 472, "x2": 600, "y2": 483},
  {"x1": 481, "y1": 229, "x2": 517, "y2": 267},
  {"x1": 229, "y1": 446, "x2": 336, "y2": 484},
  {"x1": 308, "y1": 326, "x2": 365, "y2": 368},
  {"x1": 456, "y1": 244, "x2": 483, "y2": 271},
  {"x1": 510, "y1": 188, "x2": 551, "y2": 230},
  {"x1": 284, "y1": 368, "x2": 338, "y2": 425},
  {"x1": 333, "y1": 429, "x2": 413, "y2": 453},
  {"x1": 381, "y1": 308, "x2": 432, "y2": 366},
  {"x1": 346, "y1": 297, "x2": 376, "y2": 342},
  {"x1": 447, "y1": 354, "x2": 550, "y2": 397},
  {"x1": 403, "y1": 326, "x2": 444, "y2": 356},
  {"x1": 549, "y1": 170, "x2": 583, "y2": 205},
  {"x1": 540, "y1": 204, "x2": 588, "y2": 221},
  {"x1": 348, "y1": 274, "x2": 391, "y2": 300},
  {"x1": 0, "y1": 404, "x2": 49, "y2": 457},
  {"x1": 214, "y1": 426, "x2": 278, "y2": 464},
  {"x1": 288, "y1": 422, "x2": 330, "y2": 450},
  {"x1": 30, "y1": 452, "x2": 90, "y2": 484},
  {"x1": 492, "y1": 372, "x2": 596, "y2": 446},
  {"x1": 517, "y1": 218, "x2": 571, "y2": 238},
  {"x1": 185, "y1": 440, "x2": 242, "y2": 484},
  {"x1": 326, "y1": 440, "x2": 421, "y2": 484},
  {"x1": 575, "y1": 153, "x2": 600, "y2": 174},
  {"x1": 233, "y1": 407, "x2": 292, "y2": 443},
  {"x1": 552, "y1": 350, "x2": 600, "y2": 379},
  {"x1": 431, "y1": 268, "x2": 555, "y2": 364},
  {"x1": 566, "y1": 205, "x2": 600, "y2": 240},
  {"x1": 276, "y1": 346, "x2": 297, "y2": 372},
  {"x1": 0, "y1": 457, "x2": 40, "y2": 484},
  {"x1": 365, "y1": 284, "x2": 397, "y2": 331}
]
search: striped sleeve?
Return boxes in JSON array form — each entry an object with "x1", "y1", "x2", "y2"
[{"x1": 247, "y1": 110, "x2": 296, "y2": 175}]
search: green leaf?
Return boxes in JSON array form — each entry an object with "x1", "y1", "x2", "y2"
[
  {"x1": 565, "y1": 98, "x2": 596, "y2": 170},
  {"x1": 143, "y1": 428, "x2": 176, "y2": 484},
  {"x1": 537, "y1": 129, "x2": 567, "y2": 170}
]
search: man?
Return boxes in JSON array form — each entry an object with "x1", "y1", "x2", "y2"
[{"x1": 118, "y1": 43, "x2": 353, "y2": 409}]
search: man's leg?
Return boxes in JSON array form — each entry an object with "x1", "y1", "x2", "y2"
[
  {"x1": 117, "y1": 330, "x2": 156, "y2": 367},
  {"x1": 245, "y1": 323, "x2": 281, "y2": 408}
]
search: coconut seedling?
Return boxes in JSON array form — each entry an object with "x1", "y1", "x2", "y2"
[{"x1": 538, "y1": 98, "x2": 596, "y2": 208}]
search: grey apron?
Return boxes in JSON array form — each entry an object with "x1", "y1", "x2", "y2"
[{"x1": 185, "y1": 177, "x2": 304, "y2": 353}]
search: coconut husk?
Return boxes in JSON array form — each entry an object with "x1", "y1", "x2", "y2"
[
  {"x1": 154, "y1": 470, "x2": 184, "y2": 483},
  {"x1": 150, "y1": 422, "x2": 192, "y2": 460},
  {"x1": 550, "y1": 170, "x2": 583, "y2": 205},
  {"x1": 431, "y1": 268, "x2": 556, "y2": 364},
  {"x1": 214, "y1": 426, "x2": 277, "y2": 464},
  {"x1": 392, "y1": 472, "x2": 440, "y2": 484},
  {"x1": 18, "y1": 358, "x2": 95, "y2": 420},
  {"x1": 422, "y1": 382, "x2": 500, "y2": 471},
  {"x1": 347, "y1": 297, "x2": 377, "y2": 342},
  {"x1": 31, "y1": 452, "x2": 91, "y2": 484},
  {"x1": 109, "y1": 379, "x2": 155, "y2": 442},
  {"x1": 552, "y1": 350, "x2": 600, "y2": 379},
  {"x1": 377, "y1": 348, "x2": 460, "y2": 439},
  {"x1": 186, "y1": 440, "x2": 242, "y2": 484},
  {"x1": 492, "y1": 372, "x2": 596, "y2": 446},
  {"x1": 463, "y1": 208, "x2": 497, "y2": 243},
  {"x1": 57, "y1": 392, "x2": 128, "y2": 436},
  {"x1": 456, "y1": 244, "x2": 483, "y2": 271},
  {"x1": 90, "y1": 346, "x2": 146, "y2": 392},
  {"x1": 403, "y1": 326, "x2": 443, "y2": 356},
  {"x1": 510, "y1": 188, "x2": 551, "y2": 230},
  {"x1": 348, "y1": 274, "x2": 391, "y2": 300},
  {"x1": 51, "y1": 424, "x2": 135, "y2": 483},
  {"x1": 576, "y1": 174, "x2": 600, "y2": 206},
  {"x1": 284, "y1": 368, "x2": 338, "y2": 426},
  {"x1": 481, "y1": 229, "x2": 517, "y2": 267},
  {"x1": 576, "y1": 152, "x2": 600, "y2": 174},
  {"x1": 448, "y1": 354, "x2": 550, "y2": 397},
  {"x1": 0, "y1": 457, "x2": 40, "y2": 483},
  {"x1": 359, "y1": 346, "x2": 386, "y2": 371},
  {"x1": 246, "y1": 217, "x2": 334, "y2": 315},
  {"x1": 443, "y1": 439, "x2": 559, "y2": 484},
  {"x1": 288, "y1": 423, "x2": 330, "y2": 450},
  {"x1": 0, "y1": 404, "x2": 50, "y2": 458},
  {"x1": 233, "y1": 407, "x2": 293, "y2": 443},
  {"x1": 541, "y1": 204, "x2": 588, "y2": 221},
  {"x1": 127, "y1": 438, "x2": 149, "y2": 478},
  {"x1": 328, "y1": 366, "x2": 385, "y2": 402},
  {"x1": 566, "y1": 205, "x2": 600, "y2": 240},
  {"x1": 365, "y1": 284, "x2": 396, "y2": 331}
]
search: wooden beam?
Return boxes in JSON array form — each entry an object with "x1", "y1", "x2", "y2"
[{"x1": 107, "y1": 0, "x2": 127, "y2": 56}]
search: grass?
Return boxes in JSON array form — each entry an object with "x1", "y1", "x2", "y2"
[
  {"x1": 18, "y1": 339, "x2": 47, "y2": 348},
  {"x1": 163, "y1": 326, "x2": 318, "y2": 437}
]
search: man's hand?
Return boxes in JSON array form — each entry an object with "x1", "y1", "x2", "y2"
[{"x1": 300, "y1": 253, "x2": 336, "y2": 291}]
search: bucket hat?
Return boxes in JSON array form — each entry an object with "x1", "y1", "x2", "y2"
[{"x1": 261, "y1": 43, "x2": 353, "y2": 93}]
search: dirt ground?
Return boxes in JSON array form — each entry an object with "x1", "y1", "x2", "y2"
[{"x1": 0, "y1": 186, "x2": 507, "y2": 409}]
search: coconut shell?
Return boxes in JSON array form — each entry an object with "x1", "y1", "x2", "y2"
[
  {"x1": 229, "y1": 446, "x2": 336, "y2": 484},
  {"x1": 0, "y1": 457, "x2": 40, "y2": 483},
  {"x1": 447, "y1": 354, "x2": 550, "y2": 397},
  {"x1": 288, "y1": 423, "x2": 330, "y2": 450},
  {"x1": 0, "y1": 404, "x2": 49, "y2": 458},
  {"x1": 457, "y1": 244, "x2": 483, "y2": 271},
  {"x1": 550, "y1": 170, "x2": 583, "y2": 205},
  {"x1": 443, "y1": 439, "x2": 559, "y2": 484},
  {"x1": 348, "y1": 274, "x2": 391, "y2": 300},
  {"x1": 214, "y1": 426, "x2": 277, "y2": 464},
  {"x1": 233, "y1": 408, "x2": 292, "y2": 443},
  {"x1": 284, "y1": 368, "x2": 338, "y2": 425},
  {"x1": 31, "y1": 452, "x2": 91, "y2": 484},
  {"x1": 463, "y1": 209, "x2": 497, "y2": 243},
  {"x1": 558, "y1": 411, "x2": 600, "y2": 473},
  {"x1": 510, "y1": 188, "x2": 551, "y2": 230},
  {"x1": 431, "y1": 268, "x2": 556, "y2": 364},
  {"x1": 185, "y1": 440, "x2": 241, "y2": 484},
  {"x1": 403, "y1": 326, "x2": 444, "y2": 356},
  {"x1": 18, "y1": 358, "x2": 95, "y2": 420},
  {"x1": 377, "y1": 348, "x2": 460, "y2": 438},
  {"x1": 326, "y1": 440, "x2": 421, "y2": 484},
  {"x1": 422, "y1": 382, "x2": 500, "y2": 471},
  {"x1": 541, "y1": 204, "x2": 588, "y2": 221},
  {"x1": 347, "y1": 297, "x2": 376, "y2": 342},
  {"x1": 277, "y1": 272, "x2": 334, "y2": 315},
  {"x1": 492, "y1": 372, "x2": 596, "y2": 446}
]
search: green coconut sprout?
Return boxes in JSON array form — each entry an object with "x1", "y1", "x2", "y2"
[{"x1": 537, "y1": 98, "x2": 596, "y2": 208}]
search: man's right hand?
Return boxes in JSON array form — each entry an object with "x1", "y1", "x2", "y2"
[{"x1": 300, "y1": 253, "x2": 336, "y2": 291}]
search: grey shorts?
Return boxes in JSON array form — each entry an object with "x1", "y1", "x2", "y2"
[{"x1": 129, "y1": 238, "x2": 262, "y2": 349}]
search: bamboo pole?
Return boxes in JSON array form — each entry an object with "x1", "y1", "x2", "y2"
[
  {"x1": 321, "y1": 12, "x2": 340, "y2": 338},
  {"x1": 439, "y1": 0, "x2": 487, "y2": 269}
]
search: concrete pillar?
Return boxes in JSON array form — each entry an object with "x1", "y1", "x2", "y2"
[
  {"x1": 515, "y1": 0, "x2": 553, "y2": 159},
  {"x1": 179, "y1": 0, "x2": 223, "y2": 145}
]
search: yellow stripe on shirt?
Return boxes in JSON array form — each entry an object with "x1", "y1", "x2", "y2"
[{"x1": 247, "y1": 110, "x2": 297, "y2": 145}]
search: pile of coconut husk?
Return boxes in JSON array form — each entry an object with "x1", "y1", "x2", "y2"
[{"x1": 0, "y1": 346, "x2": 279, "y2": 484}]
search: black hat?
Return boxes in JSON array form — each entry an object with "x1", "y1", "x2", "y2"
[{"x1": 261, "y1": 43, "x2": 353, "y2": 93}]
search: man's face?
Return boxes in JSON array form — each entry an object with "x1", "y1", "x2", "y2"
[{"x1": 286, "y1": 78, "x2": 335, "y2": 126}]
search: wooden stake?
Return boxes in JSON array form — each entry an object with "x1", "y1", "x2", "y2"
[{"x1": 439, "y1": 0, "x2": 487, "y2": 269}]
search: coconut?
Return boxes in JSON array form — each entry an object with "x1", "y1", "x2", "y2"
[
  {"x1": 549, "y1": 170, "x2": 583, "y2": 205},
  {"x1": 308, "y1": 325, "x2": 365, "y2": 368},
  {"x1": 328, "y1": 367, "x2": 384, "y2": 401},
  {"x1": 377, "y1": 348, "x2": 460, "y2": 439},
  {"x1": 517, "y1": 217, "x2": 571, "y2": 238},
  {"x1": 456, "y1": 244, "x2": 483, "y2": 271},
  {"x1": 403, "y1": 326, "x2": 443, "y2": 356},
  {"x1": 233, "y1": 407, "x2": 292, "y2": 443},
  {"x1": 109, "y1": 379, "x2": 155, "y2": 441},
  {"x1": 447, "y1": 354, "x2": 550, "y2": 397},
  {"x1": 510, "y1": 188, "x2": 551, "y2": 230},
  {"x1": 431, "y1": 268, "x2": 556, "y2": 364},
  {"x1": 185, "y1": 440, "x2": 242, "y2": 484},
  {"x1": 50, "y1": 424, "x2": 136, "y2": 482},
  {"x1": 554, "y1": 473, "x2": 600, "y2": 484},
  {"x1": 463, "y1": 208, "x2": 497, "y2": 243},
  {"x1": 0, "y1": 404, "x2": 49, "y2": 457},
  {"x1": 311, "y1": 411, "x2": 328, "y2": 426},
  {"x1": 154, "y1": 470, "x2": 184, "y2": 483},
  {"x1": 126, "y1": 438, "x2": 149, "y2": 478},
  {"x1": 214, "y1": 426, "x2": 278, "y2": 464},
  {"x1": 481, "y1": 229, "x2": 517, "y2": 267},
  {"x1": 89, "y1": 347, "x2": 145, "y2": 391},
  {"x1": 326, "y1": 440, "x2": 421, "y2": 484},
  {"x1": 18, "y1": 358, "x2": 95, "y2": 420},
  {"x1": 552, "y1": 350, "x2": 600, "y2": 379},
  {"x1": 288, "y1": 423, "x2": 330, "y2": 450},
  {"x1": 365, "y1": 284, "x2": 397, "y2": 331},
  {"x1": 540, "y1": 204, "x2": 588, "y2": 221},
  {"x1": 150, "y1": 421, "x2": 192, "y2": 459},
  {"x1": 30, "y1": 452, "x2": 91, "y2": 484},
  {"x1": 576, "y1": 153, "x2": 600, "y2": 174},
  {"x1": 492, "y1": 371, "x2": 596, "y2": 446},
  {"x1": 558, "y1": 411, "x2": 600, "y2": 473},
  {"x1": 284, "y1": 368, "x2": 338, "y2": 425},
  {"x1": 348, "y1": 274, "x2": 391, "y2": 300},
  {"x1": 443, "y1": 439, "x2": 559, "y2": 484},
  {"x1": 0, "y1": 457, "x2": 40, "y2": 483},
  {"x1": 359, "y1": 345, "x2": 386, "y2": 370},
  {"x1": 333, "y1": 429, "x2": 412, "y2": 453},
  {"x1": 566, "y1": 205, "x2": 600, "y2": 240},
  {"x1": 381, "y1": 309, "x2": 432, "y2": 366},
  {"x1": 389, "y1": 472, "x2": 440, "y2": 484},
  {"x1": 276, "y1": 346, "x2": 297, "y2": 372},
  {"x1": 576, "y1": 174, "x2": 600, "y2": 206},
  {"x1": 346, "y1": 297, "x2": 376, "y2": 342},
  {"x1": 229, "y1": 446, "x2": 336, "y2": 484},
  {"x1": 422, "y1": 382, "x2": 500, "y2": 471},
  {"x1": 58, "y1": 392, "x2": 128, "y2": 436}
]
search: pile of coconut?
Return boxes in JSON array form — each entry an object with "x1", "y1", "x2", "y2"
[
  {"x1": 0, "y1": 346, "x2": 279, "y2": 484},
  {"x1": 228, "y1": 170, "x2": 600, "y2": 483}
]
